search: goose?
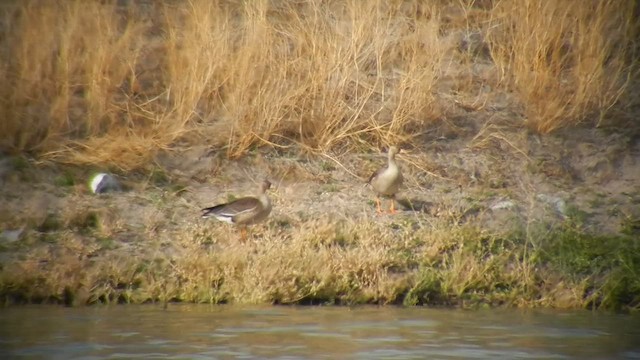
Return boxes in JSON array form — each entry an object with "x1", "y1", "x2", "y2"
[
  {"x1": 367, "y1": 146, "x2": 403, "y2": 214},
  {"x1": 201, "y1": 179, "x2": 272, "y2": 240}
]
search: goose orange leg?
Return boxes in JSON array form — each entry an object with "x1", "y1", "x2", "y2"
[
  {"x1": 375, "y1": 197, "x2": 383, "y2": 214},
  {"x1": 389, "y1": 199, "x2": 397, "y2": 214}
]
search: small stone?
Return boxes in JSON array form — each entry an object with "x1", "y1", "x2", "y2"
[
  {"x1": 1, "y1": 228, "x2": 24, "y2": 243},
  {"x1": 537, "y1": 194, "x2": 567, "y2": 215}
]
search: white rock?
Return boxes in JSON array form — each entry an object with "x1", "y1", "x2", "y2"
[{"x1": 89, "y1": 173, "x2": 121, "y2": 194}]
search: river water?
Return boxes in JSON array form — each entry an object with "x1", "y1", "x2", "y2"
[{"x1": 0, "y1": 305, "x2": 638, "y2": 359}]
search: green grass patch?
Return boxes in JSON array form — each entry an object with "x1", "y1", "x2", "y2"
[
  {"x1": 539, "y1": 225, "x2": 640, "y2": 310},
  {"x1": 54, "y1": 170, "x2": 75, "y2": 187}
]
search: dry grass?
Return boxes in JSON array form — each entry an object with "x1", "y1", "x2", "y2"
[
  {"x1": 0, "y1": 0, "x2": 636, "y2": 170},
  {"x1": 0, "y1": 0, "x2": 445, "y2": 169},
  {"x1": 2, "y1": 209, "x2": 638, "y2": 310},
  {"x1": 485, "y1": 0, "x2": 638, "y2": 133}
]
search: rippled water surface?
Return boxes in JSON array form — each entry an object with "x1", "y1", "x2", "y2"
[{"x1": 1, "y1": 305, "x2": 639, "y2": 359}]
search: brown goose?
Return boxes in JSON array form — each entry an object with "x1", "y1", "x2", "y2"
[
  {"x1": 201, "y1": 179, "x2": 272, "y2": 240},
  {"x1": 368, "y1": 146, "x2": 403, "y2": 214}
]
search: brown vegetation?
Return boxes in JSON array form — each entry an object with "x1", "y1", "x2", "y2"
[
  {"x1": 486, "y1": 0, "x2": 638, "y2": 132},
  {"x1": 0, "y1": 0, "x2": 636, "y2": 169}
]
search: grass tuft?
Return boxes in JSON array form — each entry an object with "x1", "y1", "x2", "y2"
[{"x1": 485, "y1": 0, "x2": 638, "y2": 133}]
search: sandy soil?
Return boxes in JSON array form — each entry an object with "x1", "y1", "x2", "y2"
[
  {"x1": 2, "y1": 108, "x2": 637, "y2": 256},
  {"x1": 182, "y1": 120, "x2": 639, "y2": 238}
]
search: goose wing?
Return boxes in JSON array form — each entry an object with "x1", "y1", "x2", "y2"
[
  {"x1": 202, "y1": 197, "x2": 261, "y2": 220},
  {"x1": 368, "y1": 166, "x2": 385, "y2": 184}
]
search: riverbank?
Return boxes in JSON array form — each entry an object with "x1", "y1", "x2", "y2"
[
  {"x1": 0, "y1": 0, "x2": 638, "y2": 310},
  {"x1": 1, "y1": 124, "x2": 639, "y2": 310}
]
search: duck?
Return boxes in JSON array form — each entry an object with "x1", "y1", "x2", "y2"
[
  {"x1": 367, "y1": 146, "x2": 403, "y2": 214},
  {"x1": 201, "y1": 179, "x2": 272, "y2": 241}
]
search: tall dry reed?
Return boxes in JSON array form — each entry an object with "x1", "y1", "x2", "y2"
[
  {"x1": 486, "y1": 0, "x2": 638, "y2": 133},
  {"x1": 0, "y1": 0, "x2": 637, "y2": 169},
  {"x1": 0, "y1": 0, "x2": 444, "y2": 169}
]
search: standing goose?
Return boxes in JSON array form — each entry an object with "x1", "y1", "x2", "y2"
[
  {"x1": 201, "y1": 179, "x2": 272, "y2": 241},
  {"x1": 368, "y1": 146, "x2": 403, "y2": 214}
]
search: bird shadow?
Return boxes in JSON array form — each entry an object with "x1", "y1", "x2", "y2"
[{"x1": 395, "y1": 197, "x2": 434, "y2": 213}]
